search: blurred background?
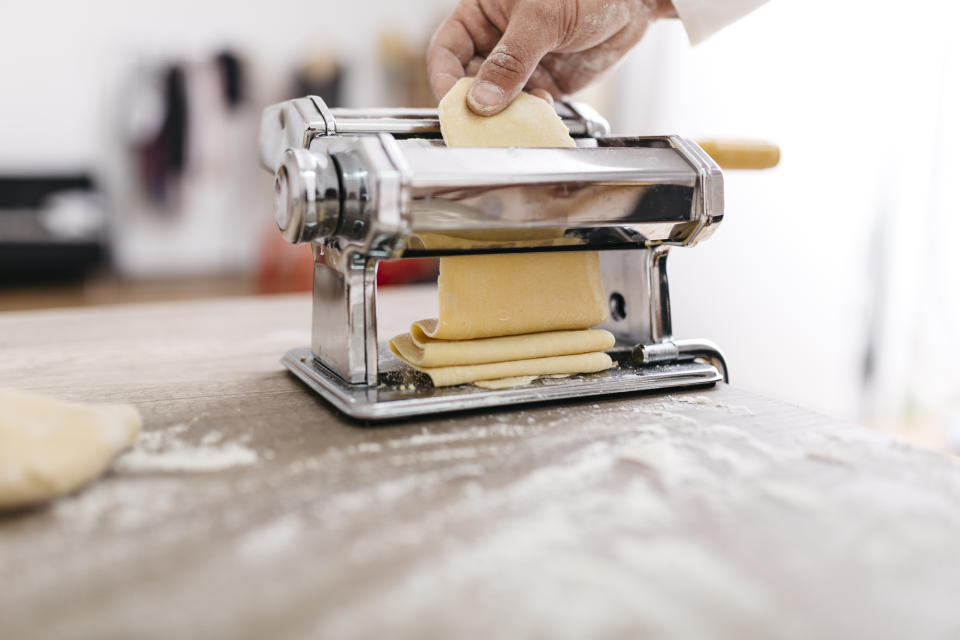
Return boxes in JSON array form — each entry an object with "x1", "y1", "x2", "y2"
[{"x1": 1, "y1": 1, "x2": 956, "y2": 448}]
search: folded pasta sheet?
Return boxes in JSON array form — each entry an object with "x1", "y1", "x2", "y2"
[
  {"x1": 390, "y1": 351, "x2": 614, "y2": 388},
  {"x1": 390, "y1": 77, "x2": 615, "y2": 387},
  {"x1": 415, "y1": 251, "x2": 609, "y2": 341},
  {"x1": 391, "y1": 328, "x2": 615, "y2": 368}
]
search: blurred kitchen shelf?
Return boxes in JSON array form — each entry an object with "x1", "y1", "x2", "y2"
[{"x1": 0, "y1": 272, "x2": 258, "y2": 312}]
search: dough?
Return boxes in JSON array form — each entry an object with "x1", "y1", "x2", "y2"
[
  {"x1": 398, "y1": 352, "x2": 613, "y2": 388},
  {"x1": 391, "y1": 328, "x2": 614, "y2": 368},
  {"x1": 408, "y1": 230, "x2": 582, "y2": 252},
  {"x1": 473, "y1": 376, "x2": 538, "y2": 390},
  {"x1": 390, "y1": 77, "x2": 613, "y2": 387},
  {"x1": 438, "y1": 77, "x2": 577, "y2": 148},
  {"x1": 0, "y1": 388, "x2": 142, "y2": 511},
  {"x1": 416, "y1": 252, "x2": 608, "y2": 340},
  {"x1": 473, "y1": 373, "x2": 572, "y2": 389}
]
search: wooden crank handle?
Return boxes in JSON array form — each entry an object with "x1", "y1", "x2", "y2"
[{"x1": 695, "y1": 139, "x2": 780, "y2": 170}]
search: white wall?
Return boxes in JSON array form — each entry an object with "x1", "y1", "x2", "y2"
[
  {"x1": 0, "y1": 0, "x2": 454, "y2": 276},
  {"x1": 0, "y1": 0, "x2": 454, "y2": 171},
  {"x1": 607, "y1": 0, "x2": 958, "y2": 421}
]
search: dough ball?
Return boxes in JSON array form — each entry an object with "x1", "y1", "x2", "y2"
[{"x1": 0, "y1": 388, "x2": 142, "y2": 511}]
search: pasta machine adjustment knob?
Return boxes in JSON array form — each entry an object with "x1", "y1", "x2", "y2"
[{"x1": 273, "y1": 148, "x2": 340, "y2": 244}]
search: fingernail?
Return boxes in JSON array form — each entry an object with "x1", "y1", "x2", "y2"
[{"x1": 468, "y1": 81, "x2": 504, "y2": 111}]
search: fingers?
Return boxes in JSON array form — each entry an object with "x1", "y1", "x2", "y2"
[
  {"x1": 467, "y1": 1, "x2": 561, "y2": 115},
  {"x1": 427, "y1": 17, "x2": 470, "y2": 99},
  {"x1": 465, "y1": 55, "x2": 484, "y2": 77},
  {"x1": 524, "y1": 63, "x2": 565, "y2": 99},
  {"x1": 539, "y1": 21, "x2": 647, "y2": 95},
  {"x1": 427, "y1": 0, "x2": 503, "y2": 100}
]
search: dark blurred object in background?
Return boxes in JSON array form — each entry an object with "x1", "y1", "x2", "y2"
[
  {"x1": 115, "y1": 48, "x2": 262, "y2": 279},
  {"x1": 255, "y1": 237, "x2": 439, "y2": 293},
  {"x1": 377, "y1": 258, "x2": 438, "y2": 286},
  {"x1": 294, "y1": 49, "x2": 344, "y2": 107},
  {"x1": 256, "y1": 233, "x2": 313, "y2": 294},
  {"x1": 134, "y1": 65, "x2": 188, "y2": 207},
  {"x1": 215, "y1": 50, "x2": 246, "y2": 109},
  {"x1": 0, "y1": 175, "x2": 107, "y2": 285}
]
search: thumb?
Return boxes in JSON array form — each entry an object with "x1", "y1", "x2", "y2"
[{"x1": 468, "y1": 3, "x2": 558, "y2": 115}]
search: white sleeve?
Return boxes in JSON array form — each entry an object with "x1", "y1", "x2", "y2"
[{"x1": 670, "y1": 0, "x2": 770, "y2": 45}]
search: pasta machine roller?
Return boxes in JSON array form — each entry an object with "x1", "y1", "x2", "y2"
[{"x1": 259, "y1": 95, "x2": 735, "y2": 420}]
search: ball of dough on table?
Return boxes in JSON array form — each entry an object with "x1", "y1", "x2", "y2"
[{"x1": 0, "y1": 388, "x2": 142, "y2": 511}]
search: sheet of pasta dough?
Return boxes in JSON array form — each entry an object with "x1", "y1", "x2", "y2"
[
  {"x1": 424, "y1": 77, "x2": 608, "y2": 342},
  {"x1": 398, "y1": 352, "x2": 614, "y2": 388},
  {"x1": 0, "y1": 388, "x2": 142, "y2": 511},
  {"x1": 391, "y1": 328, "x2": 614, "y2": 368},
  {"x1": 393, "y1": 77, "x2": 613, "y2": 385},
  {"x1": 416, "y1": 252, "x2": 608, "y2": 340},
  {"x1": 438, "y1": 77, "x2": 578, "y2": 148}
]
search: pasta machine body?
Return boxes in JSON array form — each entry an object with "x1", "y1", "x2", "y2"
[{"x1": 259, "y1": 95, "x2": 729, "y2": 420}]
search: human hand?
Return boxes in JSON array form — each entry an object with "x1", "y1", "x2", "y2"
[{"x1": 427, "y1": 0, "x2": 676, "y2": 115}]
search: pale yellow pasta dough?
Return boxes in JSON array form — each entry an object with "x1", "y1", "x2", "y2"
[
  {"x1": 470, "y1": 373, "x2": 571, "y2": 390},
  {"x1": 409, "y1": 230, "x2": 581, "y2": 252},
  {"x1": 438, "y1": 77, "x2": 577, "y2": 148},
  {"x1": 390, "y1": 328, "x2": 614, "y2": 368},
  {"x1": 400, "y1": 352, "x2": 613, "y2": 388},
  {"x1": 0, "y1": 388, "x2": 142, "y2": 511},
  {"x1": 415, "y1": 251, "x2": 608, "y2": 341},
  {"x1": 473, "y1": 376, "x2": 539, "y2": 390},
  {"x1": 390, "y1": 77, "x2": 613, "y2": 386}
]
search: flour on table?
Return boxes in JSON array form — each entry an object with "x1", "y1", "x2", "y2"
[
  {"x1": 758, "y1": 481, "x2": 822, "y2": 510},
  {"x1": 805, "y1": 446, "x2": 853, "y2": 466},
  {"x1": 619, "y1": 440, "x2": 678, "y2": 473},
  {"x1": 668, "y1": 394, "x2": 755, "y2": 415},
  {"x1": 238, "y1": 515, "x2": 304, "y2": 561},
  {"x1": 116, "y1": 423, "x2": 258, "y2": 473}
]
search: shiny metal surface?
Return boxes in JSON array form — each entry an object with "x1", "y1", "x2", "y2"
[
  {"x1": 282, "y1": 347, "x2": 721, "y2": 421},
  {"x1": 273, "y1": 149, "x2": 340, "y2": 243},
  {"x1": 310, "y1": 248, "x2": 378, "y2": 384},
  {"x1": 670, "y1": 135, "x2": 725, "y2": 245},
  {"x1": 259, "y1": 97, "x2": 331, "y2": 171},
  {"x1": 598, "y1": 249, "x2": 653, "y2": 344},
  {"x1": 322, "y1": 101, "x2": 609, "y2": 138},
  {"x1": 649, "y1": 246, "x2": 673, "y2": 341},
  {"x1": 634, "y1": 338, "x2": 729, "y2": 384},
  {"x1": 260, "y1": 95, "x2": 723, "y2": 255},
  {"x1": 260, "y1": 98, "x2": 610, "y2": 172},
  {"x1": 258, "y1": 96, "x2": 731, "y2": 411},
  {"x1": 267, "y1": 135, "x2": 722, "y2": 256},
  {"x1": 675, "y1": 339, "x2": 729, "y2": 383}
]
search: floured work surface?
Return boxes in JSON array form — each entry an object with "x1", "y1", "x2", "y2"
[{"x1": 3, "y1": 292, "x2": 960, "y2": 639}]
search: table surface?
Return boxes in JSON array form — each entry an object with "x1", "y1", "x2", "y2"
[{"x1": 2, "y1": 292, "x2": 960, "y2": 639}]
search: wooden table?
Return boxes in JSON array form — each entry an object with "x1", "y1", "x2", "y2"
[{"x1": 2, "y1": 292, "x2": 960, "y2": 639}]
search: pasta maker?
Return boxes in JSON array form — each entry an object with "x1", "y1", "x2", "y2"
[{"x1": 259, "y1": 96, "x2": 746, "y2": 420}]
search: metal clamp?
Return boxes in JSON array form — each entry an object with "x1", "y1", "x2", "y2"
[{"x1": 633, "y1": 339, "x2": 729, "y2": 383}]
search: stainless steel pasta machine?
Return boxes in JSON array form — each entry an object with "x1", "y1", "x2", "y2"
[{"x1": 259, "y1": 95, "x2": 756, "y2": 420}]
